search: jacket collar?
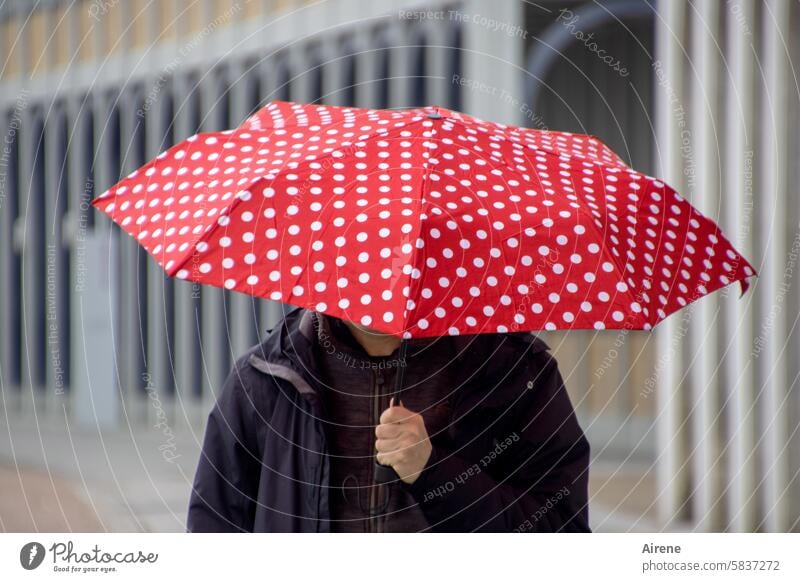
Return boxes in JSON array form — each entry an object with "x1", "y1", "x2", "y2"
[
  {"x1": 248, "y1": 306, "x2": 553, "y2": 400},
  {"x1": 244, "y1": 306, "x2": 323, "y2": 397}
]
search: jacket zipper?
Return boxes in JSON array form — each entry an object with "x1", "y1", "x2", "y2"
[
  {"x1": 369, "y1": 367, "x2": 385, "y2": 533},
  {"x1": 302, "y1": 392, "x2": 328, "y2": 532}
]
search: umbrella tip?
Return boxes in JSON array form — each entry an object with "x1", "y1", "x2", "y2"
[
  {"x1": 427, "y1": 110, "x2": 442, "y2": 119},
  {"x1": 739, "y1": 275, "x2": 753, "y2": 298}
]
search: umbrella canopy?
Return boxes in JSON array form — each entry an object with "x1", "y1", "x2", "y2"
[{"x1": 92, "y1": 101, "x2": 756, "y2": 338}]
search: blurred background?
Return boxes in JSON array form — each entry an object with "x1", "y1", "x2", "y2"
[{"x1": 0, "y1": 0, "x2": 798, "y2": 532}]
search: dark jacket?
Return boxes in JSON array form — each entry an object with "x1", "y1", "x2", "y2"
[{"x1": 187, "y1": 306, "x2": 591, "y2": 532}]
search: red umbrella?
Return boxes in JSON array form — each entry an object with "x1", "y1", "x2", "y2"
[
  {"x1": 94, "y1": 100, "x2": 757, "y2": 485},
  {"x1": 93, "y1": 100, "x2": 756, "y2": 339}
]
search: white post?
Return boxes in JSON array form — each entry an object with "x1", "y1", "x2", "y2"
[
  {"x1": 421, "y1": 18, "x2": 449, "y2": 110},
  {"x1": 654, "y1": 0, "x2": 686, "y2": 529},
  {"x1": 688, "y1": 0, "x2": 721, "y2": 532},
  {"x1": 72, "y1": 231, "x2": 119, "y2": 429},
  {"x1": 68, "y1": 97, "x2": 119, "y2": 430},
  {"x1": 71, "y1": 92, "x2": 119, "y2": 429},
  {"x1": 722, "y1": 0, "x2": 758, "y2": 532},
  {"x1": 758, "y1": 0, "x2": 790, "y2": 533},
  {"x1": 460, "y1": 0, "x2": 524, "y2": 125}
]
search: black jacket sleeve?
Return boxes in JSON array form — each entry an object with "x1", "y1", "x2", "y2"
[
  {"x1": 405, "y1": 349, "x2": 591, "y2": 532},
  {"x1": 187, "y1": 358, "x2": 263, "y2": 532}
]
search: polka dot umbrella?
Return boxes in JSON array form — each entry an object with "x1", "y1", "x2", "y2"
[
  {"x1": 93, "y1": 100, "x2": 757, "y2": 484},
  {"x1": 92, "y1": 100, "x2": 756, "y2": 342}
]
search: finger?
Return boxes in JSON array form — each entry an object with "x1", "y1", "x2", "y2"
[
  {"x1": 376, "y1": 450, "x2": 404, "y2": 467},
  {"x1": 374, "y1": 436, "x2": 405, "y2": 453},
  {"x1": 375, "y1": 423, "x2": 404, "y2": 439},
  {"x1": 380, "y1": 405, "x2": 416, "y2": 425}
]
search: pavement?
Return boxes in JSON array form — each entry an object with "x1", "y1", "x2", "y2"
[
  {"x1": 0, "y1": 465, "x2": 103, "y2": 532},
  {"x1": 0, "y1": 410, "x2": 202, "y2": 533},
  {"x1": 0, "y1": 411, "x2": 661, "y2": 533}
]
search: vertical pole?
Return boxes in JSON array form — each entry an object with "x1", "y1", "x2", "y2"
[
  {"x1": 73, "y1": 231, "x2": 119, "y2": 429},
  {"x1": 321, "y1": 18, "x2": 345, "y2": 107},
  {"x1": 654, "y1": 0, "x2": 686, "y2": 529},
  {"x1": 173, "y1": 73, "x2": 202, "y2": 427},
  {"x1": 723, "y1": 0, "x2": 758, "y2": 532},
  {"x1": 21, "y1": 108, "x2": 46, "y2": 414},
  {"x1": 688, "y1": 0, "x2": 721, "y2": 532},
  {"x1": 0, "y1": 113, "x2": 13, "y2": 408},
  {"x1": 145, "y1": 78, "x2": 171, "y2": 427},
  {"x1": 354, "y1": 24, "x2": 379, "y2": 110},
  {"x1": 118, "y1": 88, "x2": 147, "y2": 421},
  {"x1": 43, "y1": 106, "x2": 62, "y2": 418},
  {"x1": 423, "y1": 19, "x2": 449, "y2": 109},
  {"x1": 386, "y1": 20, "x2": 411, "y2": 110},
  {"x1": 460, "y1": 0, "x2": 524, "y2": 125},
  {"x1": 71, "y1": 95, "x2": 119, "y2": 429},
  {"x1": 199, "y1": 74, "x2": 229, "y2": 409},
  {"x1": 258, "y1": 57, "x2": 283, "y2": 335},
  {"x1": 758, "y1": 0, "x2": 790, "y2": 532},
  {"x1": 228, "y1": 59, "x2": 258, "y2": 357}
]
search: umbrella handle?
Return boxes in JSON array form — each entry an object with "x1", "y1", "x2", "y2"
[
  {"x1": 373, "y1": 339, "x2": 408, "y2": 485},
  {"x1": 373, "y1": 395, "x2": 402, "y2": 484}
]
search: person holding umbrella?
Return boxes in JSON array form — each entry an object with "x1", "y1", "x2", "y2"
[
  {"x1": 184, "y1": 305, "x2": 591, "y2": 532},
  {"x1": 92, "y1": 101, "x2": 755, "y2": 532}
]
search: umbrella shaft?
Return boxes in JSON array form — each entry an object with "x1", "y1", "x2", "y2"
[{"x1": 391, "y1": 339, "x2": 408, "y2": 405}]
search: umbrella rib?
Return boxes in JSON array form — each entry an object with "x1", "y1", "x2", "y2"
[
  {"x1": 401, "y1": 111, "x2": 442, "y2": 335},
  {"x1": 446, "y1": 113, "x2": 628, "y2": 170}
]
